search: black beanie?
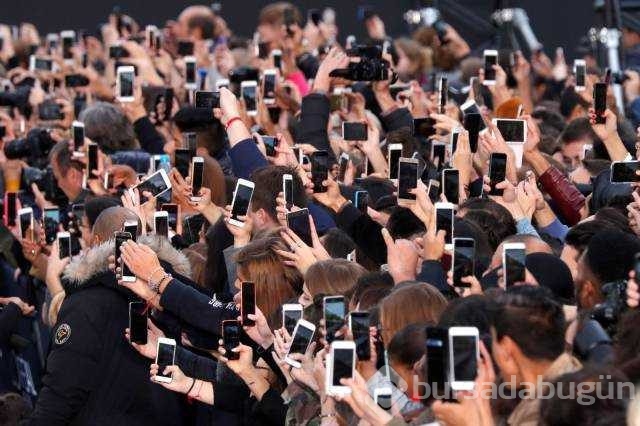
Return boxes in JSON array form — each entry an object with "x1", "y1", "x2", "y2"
[
  {"x1": 526, "y1": 253, "x2": 575, "y2": 305},
  {"x1": 585, "y1": 230, "x2": 640, "y2": 285},
  {"x1": 85, "y1": 196, "x2": 122, "y2": 229}
]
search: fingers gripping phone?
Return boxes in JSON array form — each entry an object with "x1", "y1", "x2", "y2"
[
  {"x1": 452, "y1": 238, "x2": 475, "y2": 288},
  {"x1": 311, "y1": 151, "x2": 329, "y2": 193},
  {"x1": 323, "y1": 296, "x2": 346, "y2": 344},
  {"x1": 282, "y1": 304, "x2": 303, "y2": 335},
  {"x1": 57, "y1": 231, "x2": 71, "y2": 259},
  {"x1": 326, "y1": 341, "x2": 356, "y2": 396},
  {"x1": 115, "y1": 231, "x2": 135, "y2": 282},
  {"x1": 448, "y1": 327, "x2": 479, "y2": 392},
  {"x1": 222, "y1": 320, "x2": 241, "y2": 361},
  {"x1": 486, "y1": 153, "x2": 507, "y2": 196},
  {"x1": 229, "y1": 179, "x2": 255, "y2": 227},
  {"x1": 284, "y1": 319, "x2": 316, "y2": 368},
  {"x1": 286, "y1": 208, "x2": 313, "y2": 246},
  {"x1": 241, "y1": 282, "x2": 256, "y2": 326},
  {"x1": 129, "y1": 301, "x2": 148, "y2": 345},
  {"x1": 503, "y1": 243, "x2": 526, "y2": 287},
  {"x1": 154, "y1": 338, "x2": 176, "y2": 383},
  {"x1": 435, "y1": 202, "x2": 454, "y2": 249}
]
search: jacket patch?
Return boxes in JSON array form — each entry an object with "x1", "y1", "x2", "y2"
[{"x1": 54, "y1": 323, "x2": 71, "y2": 345}]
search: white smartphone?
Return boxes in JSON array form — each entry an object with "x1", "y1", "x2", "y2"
[
  {"x1": 263, "y1": 69, "x2": 277, "y2": 105},
  {"x1": 154, "y1": 337, "x2": 177, "y2": 383},
  {"x1": 17, "y1": 207, "x2": 34, "y2": 241},
  {"x1": 326, "y1": 341, "x2": 356, "y2": 396},
  {"x1": 130, "y1": 169, "x2": 172, "y2": 201},
  {"x1": 229, "y1": 178, "x2": 255, "y2": 227},
  {"x1": 374, "y1": 386, "x2": 393, "y2": 410},
  {"x1": 502, "y1": 242, "x2": 526, "y2": 287},
  {"x1": 574, "y1": 59, "x2": 586, "y2": 92},
  {"x1": 154, "y1": 211, "x2": 169, "y2": 238},
  {"x1": 57, "y1": 231, "x2": 71, "y2": 259},
  {"x1": 184, "y1": 56, "x2": 197, "y2": 89},
  {"x1": 189, "y1": 156, "x2": 205, "y2": 201},
  {"x1": 60, "y1": 30, "x2": 75, "y2": 61},
  {"x1": 241, "y1": 80, "x2": 258, "y2": 116},
  {"x1": 434, "y1": 202, "x2": 455, "y2": 250},
  {"x1": 116, "y1": 66, "x2": 135, "y2": 102},
  {"x1": 483, "y1": 50, "x2": 498, "y2": 86},
  {"x1": 72, "y1": 120, "x2": 85, "y2": 155},
  {"x1": 284, "y1": 319, "x2": 316, "y2": 368},
  {"x1": 215, "y1": 78, "x2": 230, "y2": 90},
  {"x1": 282, "y1": 303, "x2": 303, "y2": 336},
  {"x1": 448, "y1": 326, "x2": 479, "y2": 392},
  {"x1": 123, "y1": 220, "x2": 138, "y2": 241},
  {"x1": 29, "y1": 55, "x2": 53, "y2": 72},
  {"x1": 282, "y1": 173, "x2": 293, "y2": 210},
  {"x1": 387, "y1": 143, "x2": 403, "y2": 181}
]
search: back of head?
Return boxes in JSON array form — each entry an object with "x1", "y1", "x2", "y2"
[
  {"x1": 488, "y1": 286, "x2": 565, "y2": 361},
  {"x1": 526, "y1": 253, "x2": 575, "y2": 305},
  {"x1": 321, "y1": 228, "x2": 356, "y2": 259},
  {"x1": 584, "y1": 230, "x2": 640, "y2": 286},
  {"x1": 173, "y1": 106, "x2": 225, "y2": 156},
  {"x1": 388, "y1": 323, "x2": 429, "y2": 369},
  {"x1": 565, "y1": 219, "x2": 615, "y2": 254},
  {"x1": 258, "y1": 2, "x2": 302, "y2": 27},
  {"x1": 250, "y1": 165, "x2": 306, "y2": 221},
  {"x1": 79, "y1": 102, "x2": 137, "y2": 153},
  {"x1": 84, "y1": 196, "x2": 122, "y2": 229},
  {"x1": 49, "y1": 139, "x2": 83, "y2": 175},
  {"x1": 187, "y1": 11, "x2": 216, "y2": 39},
  {"x1": 91, "y1": 206, "x2": 141, "y2": 245},
  {"x1": 386, "y1": 207, "x2": 425, "y2": 240},
  {"x1": 594, "y1": 207, "x2": 634, "y2": 235},
  {"x1": 305, "y1": 259, "x2": 366, "y2": 301},
  {"x1": 350, "y1": 271, "x2": 394, "y2": 308}
]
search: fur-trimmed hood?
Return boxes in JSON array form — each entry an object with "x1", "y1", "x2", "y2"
[{"x1": 63, "y1": 235, "x2": 192, "y2": 287}]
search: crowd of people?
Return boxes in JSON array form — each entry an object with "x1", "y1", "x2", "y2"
[{"x1": 3, "y1": 2, "x2": 640, "y2": 425}]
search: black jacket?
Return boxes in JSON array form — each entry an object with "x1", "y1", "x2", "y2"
[{"x1": 30, "y1": 237, "x2": 192, "y2": 426}]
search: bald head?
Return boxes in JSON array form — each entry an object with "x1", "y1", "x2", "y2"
[{"x1": 91, "y1": 207, "x2": 141, "y2": 246}]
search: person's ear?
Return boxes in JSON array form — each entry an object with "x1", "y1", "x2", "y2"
[{"x1": 578, "y1": 280, "x2": 599, "y2": 310}]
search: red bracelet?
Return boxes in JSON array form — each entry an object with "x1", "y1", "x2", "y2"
[{"x1": 225, "y1": 116, "x2": 242, "y2": 130}]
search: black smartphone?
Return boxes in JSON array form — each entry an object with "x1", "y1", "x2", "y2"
[
  {"x1": 43, "y1": 207, "x2": 60, "y2": 245},
  {"x1": 195, "y1": 91, "x2": 220, "y2": 109},
  {"x1": 611, "y1": 161, "x2": 640, "y2": 183},
  {"x1": 5, "y1": 192, "x2": 17, "y2": 227},
  {"x1": 286, "y1": 208, "x2": 312, "y2": 246},
  {"x1": 453, "y1": 238, "x2": 475, "y2": 287},
  {"x1": 87, "y1": 144, "x2": 98, "y2": 178},
  {"x1": 65, "y1": 74, "x2": 90, "y2": 88},
  {"x1": 495, "y1": 119, "x2": 525, "y2": 142},
  {"x1": 438, "y1": 76, "x2": 448, "y2": 114},
  {"x1": 263, "y1": 70, "x2": 276, "y2": 103},
  {"x1": 109, "y1": 44, "x2": 128, "y2": 59},
  {"x1": 413, "y1": 117, "x2": 436, "y2": 138},
  {"x1": 283, "y1": 174, "x2": 294, "y2": 210},
  {"x1": 488, "y1": 153, "x2": 507, "y2": 196},
  {"x1": 241, "y1": 282, "x2": 256, "y2": 326},
  {"x1": 463, "y1": 113, "x2": 481, "y2": 153},
  {"x1": 161, "y1": 204, "x2": 179, "y2": 231},
  {"x1": 398, "y1": 159, "x2": 418, "y2": 201},
  {"x1": 230, "y1": 180, "x2": 255, "y2": 226},
  {"x1": 428, "y1": 180, "x2": 440, "y2": 203},
  {"x1": 388, "y1": 145, "x2": 402, "y2": 181},
  {"x1": 311, "y1": 151, "x2": 329, "y2": 193},
  {"x1": 442, "y1": 169, "x2": 460, "y2": 205},
  {"x1": 38, "y1": 102, "x2": 63, "y2": 120},
  {"x1": 174, "y1": 148, "x2": 191, "y2": 178},
  {"x1": 349, "y1": 312, "x2": 371, "y2": 361},
  {"x1": 261, "y1": 136, "x2": 278, "y2": 157},
  {"x1": 426, "y1": 326, "x2": 449, "y2": 397},
  {"x1": 115, "y1": 231, "x2": 135, "y2": 281},
  {"x1": 503, "y1": 244, "x2": 526, "y2": 287},
  {"x1": 354, "y1": 190, "x2": 368, "y2": 213},
  {"x1": 323, "y1": 296, "x2": 346, "y2": 344},
  {"x1": 594, "y1": 82, "x2": 607, "y2": 124},
  {"x1": 435, "y1": 203, "x2": 454, "y2": 246},
  {"x1": 155, "y1": 339, "x2": 176, "y2": 382},
  {"x1": 177, "y1": 40, "x2": 194, "y2": 56},
  {"x1": 432, "y1": 143, "x2": 446, "y2": 169},
  {"x1": 222, "y1": 320, "x2": 241, "y2": 360},
  {"x1": 129, "y1": 301, "x2": 148, "y2": 344},
  {"x1": 343, "y1": 122, "x2": 367, "y2": 141},
  {"x1": 257, "y1": 42, "x2": 270, "y2": 59}
]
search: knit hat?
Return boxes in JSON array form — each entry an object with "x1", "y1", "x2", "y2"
[{"x1": 526, "y1": 253, "x2": 575, "y2": 305}]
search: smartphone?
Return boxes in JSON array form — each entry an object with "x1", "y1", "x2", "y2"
[
  {"x1": 354, "y1": 190, "x2": 368, "y2": 213},
  {"x1": 241, "y1": 81, "x2": 258, "y2": 116},
  {"x1": 263, "y1": 69, "x2": 277, "y2": 105},
  {"x1": 427, "y1": 179, "x2": 440, "y2": 203},
  {"x1": 116, "y1": 66, "x2": 135, "y2": 102},
  {"x1": 431, "y1": 142, "x2": 446, "y2": 169},
  {"x1": 39, "y1": 102, "x2": 63, "y2": 120},
  {"x1": 72, "y1": 121, "x2": 85, "y2": 153},
  {"x1": 154, "y1": 338, "x2": 176, "y2": 383},
  {"x1": 574, "y1": 59, "x2": 586, "y2": 91},
  {"x1": 487, "y1": 153, "x2": 507, "y2": 196},
  {"x1": 177, "y1": 40, "x2": 194, "y2": 56},
  {"x1": 229, "y1": 179, "x2": 255, "y2": 227},
  {"x1": 190, "y1": 157, "x2": 204, "y2": 201},
  {"x1": 342, "y1": 122, "x2": 367, "y2": 141},
  {"x1": 195, "y1": 90, "x2": 220, "y2": 109},
  {"x1": 18, "y1": 208, "x2": 34, "y2": 241},
  {"x1": 388, "y1": 143, "x2": 403, "y2": 181},
  {"x1": 483, "y1": 50, "x2": 498, "y2": 85},
  {"x1": 132, "y1": 169, "x2": 172, "y2": 201},
  {"x1": 241, "y1": 282, "x2": 256, "y2": 326},
  {"x1": 282, "y1": 303, "x2": 303, "y2": 336},
  {"x1": 452, "y1": 238, "x2": 475, "y2": 287},
  {"x1": 123, "y1": 219, "x2": 138, "y2": 242},
  {"x1": 286, "y1": 208, "x2": 312, "y2": 246},
  {"x1": 108, "y1": 43, "x2": 128, "y2": 59},
  {"x1": 327, "y1": 341, "x2": 356, "y2": 396},
  {"x1": 174, "y1": 148, "x2": 192, "y2": 178},
  {"x1": 57, "y1": 231, "x2": 71, "y2": 259},
  {"x1": 283, "y1": 174, "x2": 294, "y2": 210},
  {"x1": 493, "y1": 119, "x2": 526, "y2": 143},
  {"x1": 43, "y1": 207, "x2": 60, "y2": 245},
  {"x1": 426, "y1": 326, "x2": 449, "y2": 397},
  {"x1": 129, "y1": 300, "x2": 148, "y2": 345},
  {"x1": 438, "y1": 76, "x2": 448, "y2": 114},
  {"x1": 87, "y1": 143, "x2": 98, "y2": 179},
  {"x1": 463, "y1": 113, "x2": 482, "y2": 153},
  {"x1": 503, "y1": 242, "x2": 526, "y2": 287},
  {"x1": 4, "y1": 192, "x2": 17, "y2": 227},
  {"x1": 594, "y1": 82, "x2": 607, "y2": 124},
  {"x1": 260, "y1": 135, "x2": 278, "y2": 157},
  {"x1": 272, "y1": 49, "x2": 282, "y2": 69},
  {"x1": 160, "y1": 204, "x2": 178, "y2": 232},
  {"x1": 284, "y1": 319, "x2": 316, "y2": 368},
  {"x1": 61, "y1": 30, "x2": 75, "y2": 60},
  {"x1": 323, "y1": 296, "x2": 346, "y2": 344},
  {"x1": 311, "y1": 151, "x2": 329, "y2": 193},
  {"x1": 374, "y1": 387, "x2": 393, "y2": 410},
  {"x1": 413, "y1": 117, "x2": 436, "y2": 138},
  {"x1": 611, "y1": 161, "x2": 640, "y2": 183},
  {"x1": 29, "y1": 55, "x2": 53, "y2": 72},
  {"x1": 71, "y1": 203, "x2": 85, "y2": 226},
  {"x1": 114, "y1": 231, "x2": 135, "y2": 282},
  {"x1": 154, "y1": 211, "x2": 169, "y2": 238},
  {"x1": 349, "y1": 312, "x2": 371, "y2": 361},
  {"x1": 442, "y1": 168, "x2": 460, "y2": 205},
  {"x1": 448, "y1": 327, "x2": 479, "y2": 391},
  {"x1": 398, "y1": 158, "x2": 419, "y2": 202},
  {"x1": 185, "y1": 56, "x2": 197, "y2": 88},
  {"x1": 435, "y1": 202, "x2": 454, "y2": 248},
  {"x1": 219, "y1": 319, "x2": 241, "y2": 361}
]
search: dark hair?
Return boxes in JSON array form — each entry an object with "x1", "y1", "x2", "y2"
[
  {"x1": 386, "y1": 207, "x2": 425, "y2": 240},
  {"x1": 565, "y1": 220, "x2": 615, "y2": 254},
  {"x1": 79, "y1": 102, "x2": 137, "y2": 153},
  {"x1": 462, "y1": 204, "x2": 516, "y2": 252},
  {"x1": 388, "y1": 323, "x2": 429, "y2": 367},
  {"x1": 49, "y1": 140, "x2": 83, "y2": 174},
  {"x1": 584, "y1": 230, "x2": 640, "y2": 285},
  {"x1": 258, "y1": 2, "x2": 302, "y2": 26},
  {"x1": 250, "y1": 165, "x2": 306, "y2": 221},
  {"x1": 321, "y1": 228, "x2": 356, "y2": 259},
  {"x1": 350, "y1": 271, "x2": 394, "y2": 308},
  {"x1": 0, "y1": 393, "x2": 31, "y2": 424},
  {"x1": 488, "y1": 286, "x2": 565, "y2": 361},
  {"x1": 187, "y1": 14, "x2": 216, "y2": 39},
  {"x1": 594, "y1": 207, "x2": 633, "y2": 235},
  {"x1": 582, "y1": 158, "x2": 611, "y2": 176},
  {"x1": 84, "y1": 196, "x2": 122, "y2": 229},
  {"x1": 559, "y1": 117, "x2": 602, "y2": 147},
  {"x1": 531, "y1": 108, "x2": 566, "y2": 134}
]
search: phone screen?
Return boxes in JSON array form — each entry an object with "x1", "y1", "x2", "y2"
[
  {"x1": 195, "y1": 91, "x2": 219, "y2": 109},
  {"x1": 463, "y1": 113, "x2": 481, "y2": 153},
  {"x1": 174, "y1": 149, "x2": 191, "y2": 178},
  {"x1": 231, "y1": 183, "x2": 254, "y2": 222},
  {"x1": 432, "y1": 144, "x2": 446, "y2": 168},
  {"x1": 576, "y1": 64, "x2": 586, "y2": 87},
  {"x1": 355, "y1": 191, "x2": 368, "y2": 213},
  {"x1": 438, "y1": 77, "x2": 448, "y2": 113},
  {"x1": 289, "y1": 323, "x2": 313, "y2": 355},
  {"x1": 443, "y1": 170, "x2": 460, "y2": 204},
  {"x1": 73, "y1": 125, "x2": 84, "y2": 151},
  {"x1": 242, "y1": 282, "x2": 256, "y2": 326},
  {"x1": 242, "y1": 84, "x2": 257, "y2": 112},
  {"x1": 156, "y1": 342, "x2": 176, "y2": 379},
  {"x1": 19, "y1": 211, "x2": 32, "y2": 240},
  {"x1": 426, "y1": 327, "x2": 448, "y2": 395},
  {"x1": 58, "y1": 235, "x2": 71, "y2": 259},
  {"x1": 264, "y1": 73, "x2": 276, "y2": 99},
  {"x1": 332, "y1": 348, "x2": 354, "y2": 386},
  {"x1": 284, "y1": 178, "x2": 293, "y2": 208},
  {"x1": 389, "y1": 148, "x2": 402, "y2": 180},
  {"x1": 594, "y1": 83, "x2": 607, "y2": 116},
  {"x1": 119, "y1": 71, "x2": 134, "y2": 97},
  {"x1": 44, "y1": 208, "x2": 60, "y2": 245},
  {"x1": 136, "y1": 171, "x2": 170, "y2": 198},
  {"x1": 186, "y1": 61, "x2": 196, "y2": 84},
  {"x1": 484, "y1": 53, "x2": 497, "y2": 81},
  {"x1": 115, "y1": 232, "x2": 135, "y2": 279},
  {"x1": 376, "y1": 392, "x2": 392, "y2": 410},
  {"x1": 87, "y1": 144, "x2": 98, "y2": 176},
  {"x1": 452, "y1": 335, "x2": 477, "y2": 382},
  {"x1": 496, "y1": 120, "x2": 525, "y2": 142},
  {"x1": 436, "y1": 207, "x2": 454, "y2": 245},
  {"x1": 428, "y1": 181, "x2": 440, "y2": 203},
  {"x1": 488, "y1": 154, "x2": 507, "y2": 195},
  {"x1": 62, "y1": 36, "x2": 73, "y2": 59},
  {"x1": 287, "y1": 209, "x2": 312, "y2": 246},
  {"x1": 161, "y1": 205, "x2": 178, "y2": 231},
  {"x1": 223, "y1": 321, "x2": 241, "y2": 360},
  {"x1": 350, "y1": 313, "x2": 371, "y2": 361},
  {"x1": 325, "y1": 297, "x2": 345, "y2": 343},
  {"x1": 505, "y1": 248, "x2": 526, "y2": 287},
  {"x1": 398, "y1": 161, "x2": 418, "y2": 200},
  {"x1": 191, "y1": 160, "x2": 204, "y2": 194},
  {"x1": 453, "y1": 239, "x2": 475, "y2": 287},
  {"x1": 343, "y1": 122, "x2": 367, "y2": 141},
  {"x1": 311, "y1": 151, "x2": 329, "y2": 193},
  {"x1": 129, "y1": 301, "x2": 148, "y2": 344},
  {"x1": 612, "y1": 161, "x2": 640, "y2": 183},
  {"x1": 413, "y1": 118, "x2": 436, "y2": 138},
  {"x1": 262, "y1": 136, "x2": 278, "y2": 157}
]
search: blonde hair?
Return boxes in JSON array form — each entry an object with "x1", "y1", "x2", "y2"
[{"x1": 47, "y1": 291, "x2": 66, "y2": 326}]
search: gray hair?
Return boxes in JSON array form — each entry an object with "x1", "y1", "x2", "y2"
[{"x1": 79, "y1": 102, "x2": 138, "y2": 152}]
